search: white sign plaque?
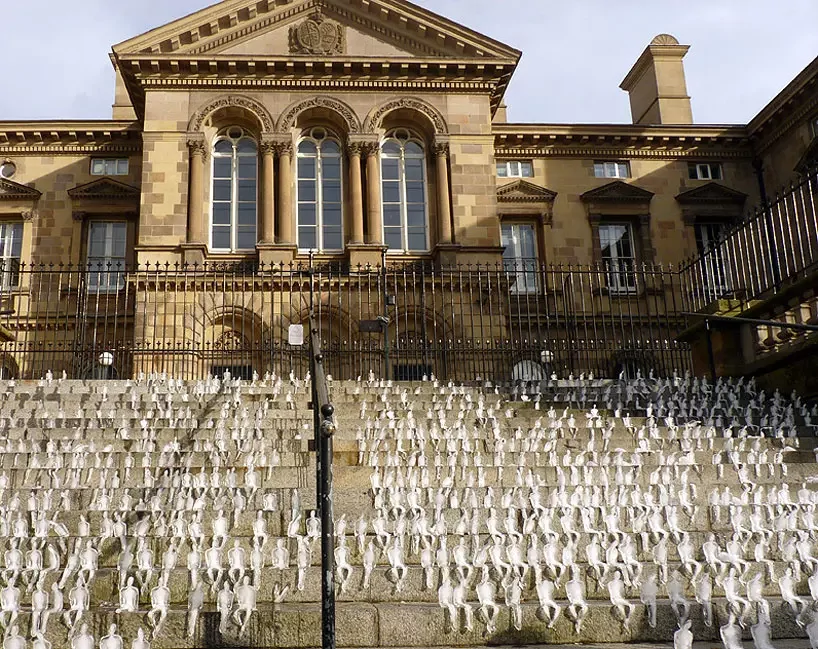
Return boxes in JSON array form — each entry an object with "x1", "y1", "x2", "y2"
[{"x1": 288, "y1": 324, "x2": 305, "y2": 347}]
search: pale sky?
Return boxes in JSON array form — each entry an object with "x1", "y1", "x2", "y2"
[{"x1": 1, "y1": 0, "x2": 816, "y2": 125}]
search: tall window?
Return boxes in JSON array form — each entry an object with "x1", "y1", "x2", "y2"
[
  {"x1": 296, "y1": 128, "x2": 343, "y2": 251},
  {"x1": 501, "y1": 223, "x2": 538, "y2": 294},
  {"x1": 599, "y1": 223, "x2": 636, "y2": 294},
  {"x1": 87, "y1": 222, "x2": 127, "y2": 291},
  {"x1": 211, "y1": 127, "x2": 258, "y2": 252},
  {"x1": 695, "y1": 222, "x2": 730, "y2": 294},
  {"x1": 0, "y1": 222, "x2": 22, "y2": 290},
  {"x1": 382, "y1": 129, "x2": 428, "y2": 252}
]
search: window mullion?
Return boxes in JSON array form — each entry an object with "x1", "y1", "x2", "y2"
[
  {"x1": 317, "y1": 153, "x2": 323, "y2": 252},
  {"x1": 401, "y1": 154, "x2": 408, "y2": 251},
  {"x1": 232, "y1": 149, "x2": 239, "y2": 251}
]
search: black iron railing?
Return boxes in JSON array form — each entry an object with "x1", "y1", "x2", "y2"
[
  {"x1": 0, "y1": 261, "x2": 691, "y2": 382},
  {"x1": 680, "y1": 167, "x2": 818, "y2": 313}
]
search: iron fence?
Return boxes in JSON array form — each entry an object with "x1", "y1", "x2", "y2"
[
  {"x1": 0, "y1": 261, "x2": 691, "y2": 382},
  {"x1": 680, "y1": 167, "x2": 818, "y2": 313}
]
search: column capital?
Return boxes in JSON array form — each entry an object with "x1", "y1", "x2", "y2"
[
  {"x1": 21, "y1": 209, "x2": 38, "y2": 222},
  {"x1": 186, "y1": 133, "x2": 207, "y2": 158},
  {"x1": 361, "y1": 141, "x2": 381, "y2": 157},
  {"x1": 434, "y1": 142, "x2": 450, "y2": 158},
  {"x1": 347, "y1": 141, "x2": 364, "y2": 157}
]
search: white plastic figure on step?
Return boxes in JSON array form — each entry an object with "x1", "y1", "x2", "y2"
[
  {"x1": 0, "y1": 580, "x2": 20, "y2": 633},
  {"x1": 187, "y1": 581, "x2": 204, "y2": 639},
  {"x1": 667, "y1": 570, "x2": 691, "y2": 623},
  {"x1": 131, "y1": 629, "x2": 151, "y2": 649},
  {"x1": 217, "y1": 582, "x2": 234, "y2": 636},
  {"x1": 32, "y1": 632, "x2": 52, "y2": 649},
  {"x1": 674, "y1": 619, "x2": 693, "y2": 649},
  {"x1": 227, "y1": 539, "x2": 247, "y2": 585},
  {"x1": 64, "y1": 575, "x2": 89, "y2": 636},
  {"x1": 2, "y1": 625, "x2": 25, "y2": 649},
  {"x1": 721, "y1": 613, "x2": 745, "y2": 649},
  {"x1": 99, "y1": 624, "x2": 124, "y2": 649},
  {"x1": 232, "y1": 576, "x2": 257, "y2": 638},
  {"x1": 147, "y1": 580, "x2": 170, "y2": 639},
  {"x1": 607, "y1": 570, "x2": 635, "y2": 631},
  {"x1": 696, "y1": 573, "x2": 714, "y2": 628},
  {"x1": 751, "y1": 618, "x2": 776, "y2": 649},
  {"x1": 71, "y1": 624, "x2": 94, "y2": 649},
  {"x1": 295, "y1": 535, "x2": 310, "y2": 592},
  {"x1": 116, "y1": 577, "x2": 139, "y2": 613},
  {"x1": 386, "y1": 537, "x2": 406, "y2": 593},
  {"x1": 565, "y1": 565, "x2": 589, "y2": 634},
  {"x1": 640, "y1": 571, "x2": 659, "y2": 628}
]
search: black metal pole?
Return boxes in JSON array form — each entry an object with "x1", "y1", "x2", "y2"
[
  {"x1": 704, "y1": 317, "x2": 717, "y2": 382},
  {"x1": 753, "y1": 158, "x2": 782, "y2": 291},
  {"x1": 381, "y1": 250, "x2": 392, "y2": 381},
  {"x1": 310, "y1": 314, "x2": 336, "y2": 649}
]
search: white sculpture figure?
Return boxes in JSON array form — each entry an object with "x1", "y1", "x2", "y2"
[
  {"x1": 205, "y1": 539, "x2": 225, "y2": 594},
  {"x1": 810, "y1": 566, "x2": 818, "y2": 601},
  {"x1": 2, "y1": 540, "x2": 22, "y2": 588},
  {"x1": 362, "y1": 541, "x2": 378, "y2": 590},
  {"x1": 232, "y1": 576, "x2": 257, "y2": 638},
  {"x1": 217, "y1": 582, "x2": 235, "y2": 636},
  {"x1": 386, "y1": 537, "x2": 407, "y2": 593},
  {"x1": 807, "y1": 615, "x2": 818, "y2": 649},
  {"x1": 100, "y1": 624, "x2": 124, "y2": 649},
  {"x1": 117, "y1": 577, "x2": 140, "y2": 613},
  {"x1": 746, "y1": 573, "x2": 770, "y2": 624},
  {"x1": 639, "y1": 571, "x2": 659, "y2": 629},
  {"x1": 78, "y1": 540, "x2": 99, "y2": 587},
  {"x1": 779, "y1": 567, "x2": 809, "y2": 620},
  {"x1": 696, "y1": 573, "x2": 714, "y2": 628},
  {"x1": 607, "y1": 570, "x2": 635, "y2": 630},
  {"x1": 64, "y1": 576, "x2": 89, "y2": 636},
  {"x1": 502, "y1": 573, "x2": 524, "y2": 632},
  {"x1": 131, "y1": 629, "x2": 151, "y2": 649},
  {"x1": 751, "y1": 618, "x2": 776, "y2": 649},
  {"x1": 136, "y1": 539, "x2": 154, "y2": 595},
  {"x1": 438, "y1": 572, "x2": 457, "y2": 632},
  {"x1": 335, "y1": 538, "x2": 354, "y2": 594},
  {"x1": 118, "y1": 541, "x2": 134, "y2": 590},
  {"x1": 0, "y1": 581, "x2": 20, "y2": 632},
  {"x1": 674, "y1": 619, "x2": 694, "y2": 649},
  {"x1": 32, "y1": 632, "x2": 52, "y2": 649},
  {"x1": 420, "y1": 540, "x2": 434, "y2": 591},
  {"x1": 186, "y1": 542, "x2": 203, "y2": 589},
  {"x1": 250, "y1": 539, "x2": 265, "y2": 588},
  {"x1": 667, "y1": 571, "x2": 691, "y2": 623},
  {"x1": 228, "y1": 539, "x2": 247, "y2": 585},
  {"x1": 2, "y1": 625, "x2": 25, "y2": 649},
  {"x1": 187, "y1": 581, "x2": 204, "y2": 639},
  {"x1": 721, "y1": 614, "x2": 745, "y2": 649},
  {"x1": 295, "y1": 535, "x2": 310, "y2": 592},
  {"x1": 272, "y1": 539, "x2": 290, "y2": 572},
  {"x1": 535, "y1": 574, "x2": 560, "y2": 629},
  {"x1": 212, "y1": 510, "x2": 229, "y2": 548},
  {"x1": 23, "y1": 543, "x2": 44, "y2": 592},
  {"x1": 30, "y1": 577, "x2": 49, "y2": 638},
  {"x1": 565, "y1": 565, "x2": 589, "y2": 633},
  {"x1": 71, "y1": 624, "x2": 94, "y2": 649},
  {"x1": 453, "y1": 573, "x2": 474, "y2": 632},
  {"x1": 476, "y1": 567, "x2": 499, "y2": 636},
  {"x1": 147, "y1": 581, "x2": 170, "y2": 639},
  {"x1": 253, "y1": 511, "x2": 269, "y2": 549},
  {"x1": 47, "y1": 582, "x2": 63, "y2": 636}
]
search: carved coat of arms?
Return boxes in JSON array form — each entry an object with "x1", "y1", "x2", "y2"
[{"x1": 290, "y1": 11, "x2": 345, "y2": 56}]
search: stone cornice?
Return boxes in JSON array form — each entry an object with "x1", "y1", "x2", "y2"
[
  {"x1": 493, "y1": 123, "x2": 753, "y2": 159},
  {"x1": 0, "y1": 121, "x2": 142, "y2": 153},
  {"x1": 748, "y1": 55, "x2": 818, "y2": 140}
]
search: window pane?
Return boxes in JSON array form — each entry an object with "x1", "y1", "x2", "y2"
[
  {"x1": 521, "y1": 162, "x2": 533, "y2": 177},
  {"x1": 237, "y1": 139, "x2": 257, "y2": 154},
  {"x1": 383, "y1": 204, "x2": 401, "y2": 227},
  {"x1": 711, "y1": 164, "x2": 723, "y2": 180},
  {"x1": 617, "y1": 163, "x2": 630, "y2": 178},
  {"x1": 88, "y1": 224, "x2": 107, "y2": 257},
  {"x1": 322, "y1": 182, "x2": 342, "y2": 204},
  {"x1": 237, "y1": 228, "x2": 256, "y2": 250},
  {"x1": 298, "y1": 203, "x2": 317, "y2": 226},
  {"x1": 323, "y1": 227, "x2": 343, "y2": 250},
  {"x1": 594, "y1": 163, "x2": 605, "y2": 178},
  {"x1": 382, "y1": 182, "x2": 401, "y2": 204},
  {"x1": 91, "y1": 160, "x2": 106, "y2": 175},
  {"x1": 298, "y1": 158, "x2": 316, "y2": 179},
  {"x1": 322, "y1": 158, "x2": 341, "y2": 179},
  {"x1": 238, "y1": 180, "x2": 257, "y2": 202},
  {"x1": 405, "y1": 142, "x2": 423, "y2": 156},
  {"x1": 238, "y1": 204, "x2": 256, "y2": 226},
  {"x1": 323, "y1": 206, "x2": 342, "y2": 227},
  {"x1": 213, "y1": 158, "x2": 232, "y2": 179},
  {"x1": 116, "y1": 159, "x2": 129, "y2": 175},
  {"x1": 405, "y1": 159, "x2": 424, "y2": 182},
  {"x1": 212, "y1": 203, "x2": 231, "y2": 225},
  {"x1": 298, "y1": 140, "x2": 317, "y2": 155},
  {"x1": 382, "y1": 141, "x2": 401, "y2": 156},
  {"x1": 8, "y1": 225, "x2": 22, "y2": 257},
  {"x1": 408, "y1": 229, "x2": 427, "y2": 251},
  {"x1": 406, "y1": 182, "x2": 425, "y2": 204},
  {"x1": 213, "y1": 180, "x2": 232, "y2": 201},
  {"x1": 212, "y1": 227, "x2": 231, "y2": 250},
  {"x1": 384, "y1": 228, "x2": 403, "y2": 250},
  {"x1": 382, "y1": 159, "x2": 400, "y2": 181},
  {"x1": 214, "y1": 140, "x2": 233, "y2": 155},
  {"x1": 298, "y1": 180, "x2": 316, "y2": 202},
  {"x1": 518, "y1": 225, "x2": 536, "y2": 258},
  {"x1": 238, "y1": 158, "x2": 257, "y2": 179},
  {"x1": 105, "y1": 160, "x2": 117, "y2": 175},
  {"x1": 322, "y1": 140, "x2": 341, "y2": 155},
  {"x1": 298, "y1": 227, "x2": 317, "y2": 250},
  {"x1": 497, "y1": 163, "x2": 508, "y2": 178},
  {"x1": 110, "y1": 224, "x2": 127, "y2": 258},
  {"x1": 407, "y1": 206, "x2": 426, "y2": 228}
]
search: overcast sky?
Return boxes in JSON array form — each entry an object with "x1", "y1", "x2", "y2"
[{"x1": 2, "y1": 0, "x2": 816, "y2": 125}]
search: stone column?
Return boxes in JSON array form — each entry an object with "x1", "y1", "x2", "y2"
[
  {"x1": 364, "y1": 143, "x2": 383, "y2": 246},
  {"x1": 186, "y1": 137, "x2": 207, "y2": 245},
  {"x1": 348, "y1": 142, "x2": 364, "y2": 244},
  {"x1": 276, "y1": 142, "x2": 294, "y2": 246},
  {"x1": 259, "y1": 141, "x2": 276, "y2": 244},
  {"x1": 435, "y1": 142, "x2": 453, "y2": 245}
]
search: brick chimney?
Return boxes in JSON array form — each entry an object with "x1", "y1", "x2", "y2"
[{"x1": 620, "y1": 34, "x2": 693, "y2": 125}]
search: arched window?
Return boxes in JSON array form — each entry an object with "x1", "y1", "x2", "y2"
[
  {"x1": 296, "y1": 128, "x2": 343, "y2": 252},
  {"x1": 381, "y1": 129, "x2": 428, "y2": 252},
  {"x1": 211, "y1": 127, "x2": 258, "y2": 252}
]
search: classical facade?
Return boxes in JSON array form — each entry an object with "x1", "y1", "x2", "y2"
[{"x1": 0, "y1": 0, "x2": 816, "y2": 381}]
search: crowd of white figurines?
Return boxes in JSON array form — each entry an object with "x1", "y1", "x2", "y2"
[
  {"x1": 355, "y1": 371, "x2": 818, "y2": 649},
  {"x1": 0, "y1": 369, "x2": 818, "y2": 649}
]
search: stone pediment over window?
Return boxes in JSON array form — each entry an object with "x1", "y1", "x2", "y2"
[
  {"x1": 113, "y1": 0, "x2": 521, "y2": 61},
  {"x1": 676, "y1": 182, "x2": 747, "y2": 223},
  {"x1": 497, "y1": 180, "x2": 557, "y2": 224},
  {"x1": 581, "y1": 181, "x2": 654, "y2": 204},
  {"x1": 0, "y1": 178, "x2": 41, "y2": 201},
  {"x1": 68, "y1": 178, "x2": 140, "y2": 202}
]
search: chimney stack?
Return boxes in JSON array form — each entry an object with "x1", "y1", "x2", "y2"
[{"x1": 620, "y1": 34, "x2": 693, "y2": 125}]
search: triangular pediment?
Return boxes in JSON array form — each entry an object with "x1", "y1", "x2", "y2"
[
  {"x1": 497, "y1": 180, "x2": 557, "y2": 203},
  {"x1": 68, "y1": 178, "x2": 141, "y2": 202},
  {"x1": 113, "y1": 0, "x2": 520, "y2": 61},
  {"x1": 0, "y1": 178, "x2": 41, "y2": 201},
  {"x1": 676, "y1": 182, "x2": 748, "y2": 205},
  {"x1": 581, "y1": 181, "x2": 654, "y2": 204}
]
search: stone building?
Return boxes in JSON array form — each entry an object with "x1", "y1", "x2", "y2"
[{"x1": 0, "y1": 0, "x2": 816, "y2": 381}]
